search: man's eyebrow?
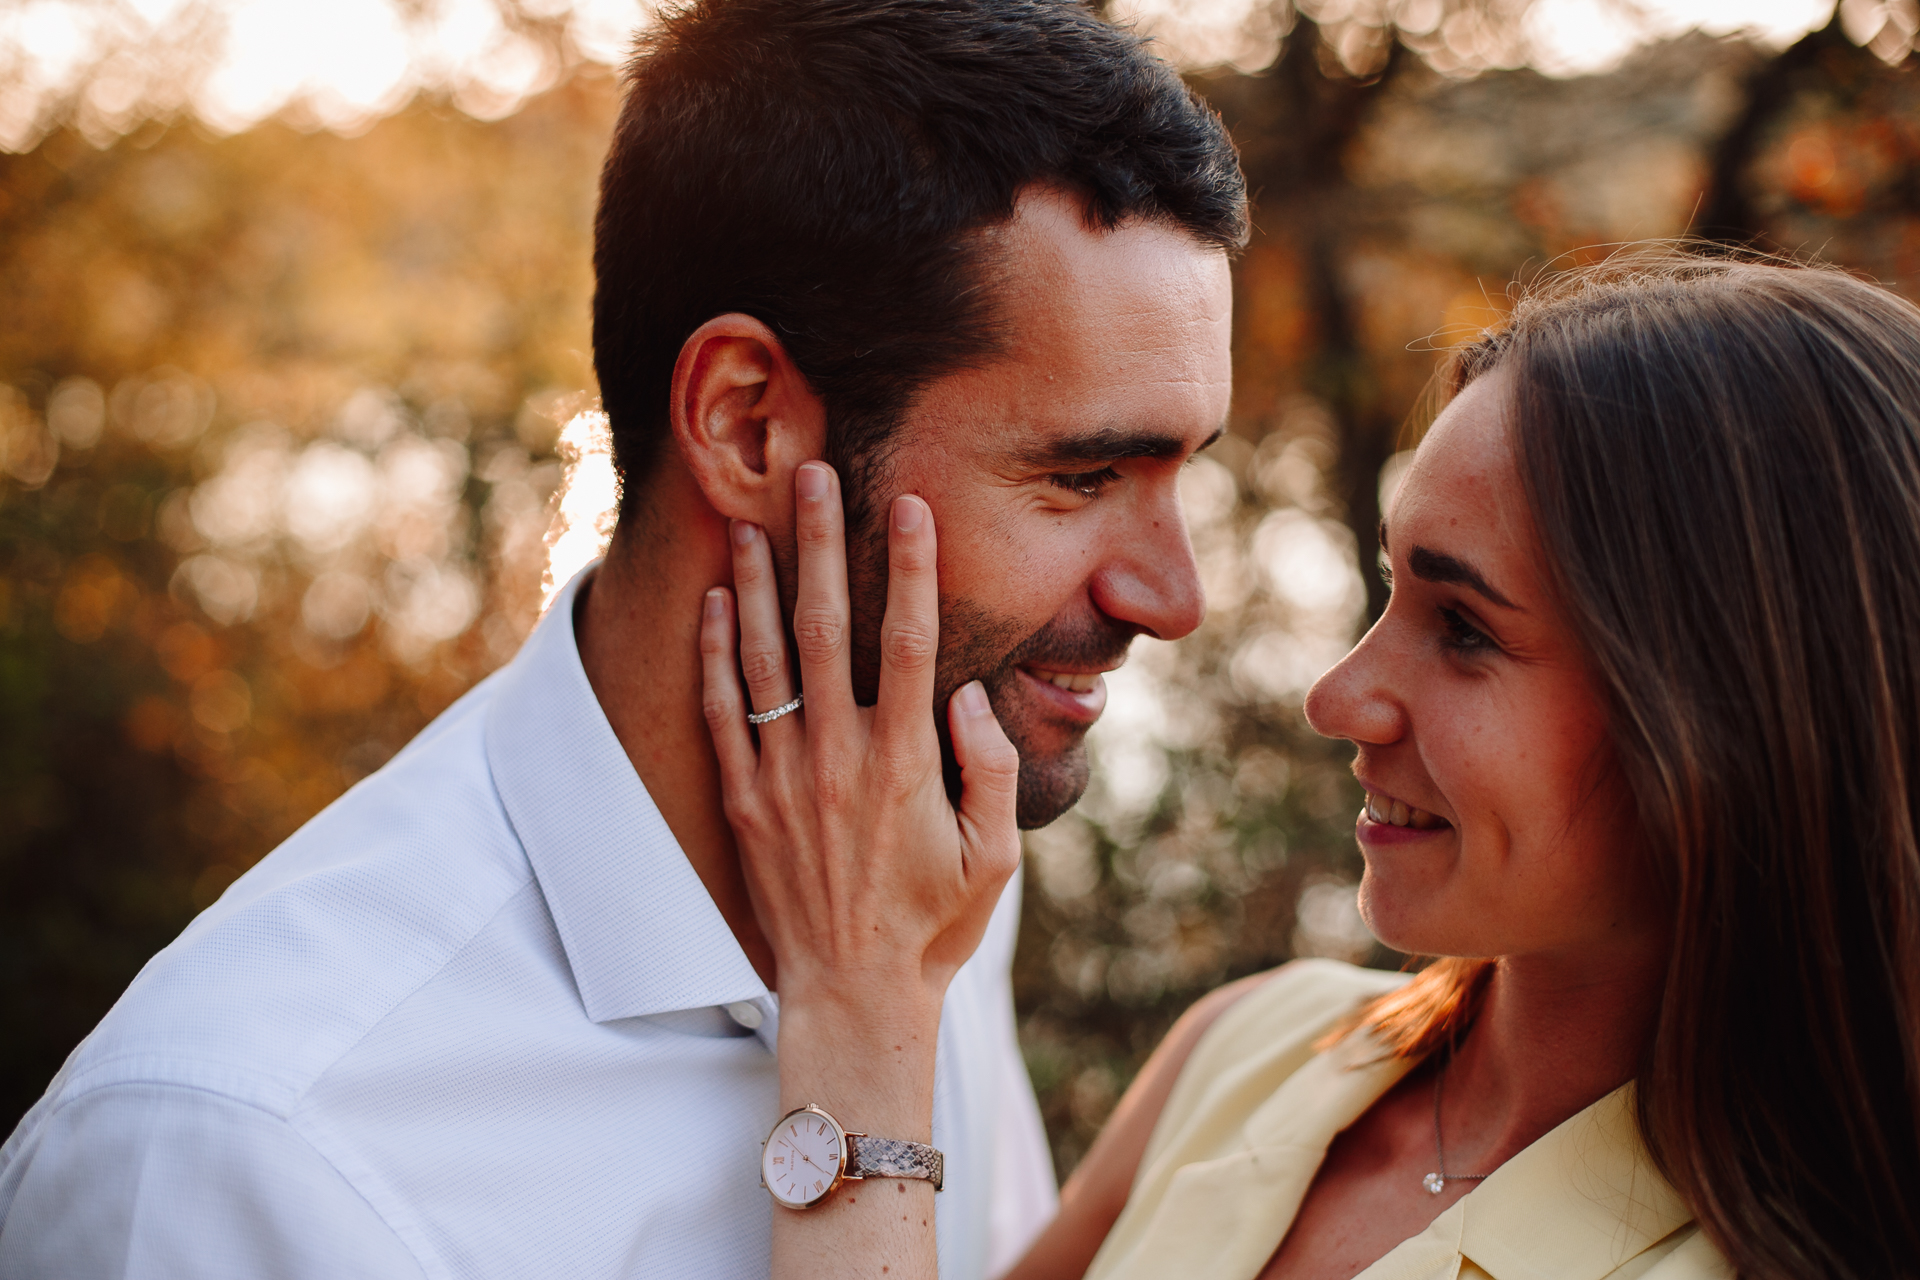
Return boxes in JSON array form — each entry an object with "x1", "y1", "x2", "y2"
[
  {"x1": 1407, "y1": 544, "x2": 1521, "y2": 611},
  {"x1": 1004, "y1": 423, "x2": 1225, "y2": 470}
]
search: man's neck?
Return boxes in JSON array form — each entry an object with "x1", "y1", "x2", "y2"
[{"x1": 574, "y1": 470, "x2": 779, "y2": 989}]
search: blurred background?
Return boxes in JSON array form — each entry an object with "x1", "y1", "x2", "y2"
[{"x1": 3, "y1": 0, "x2": 1916, "y2": 1177}]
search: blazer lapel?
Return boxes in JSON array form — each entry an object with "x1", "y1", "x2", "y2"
[{"x1": 1101, "y1": 1035, "x2": 1413, "y2": 1280}]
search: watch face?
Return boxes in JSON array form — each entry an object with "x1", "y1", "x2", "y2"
[{"x1": 763, "y1": 1108, "x2": 846, "y2": 1208}]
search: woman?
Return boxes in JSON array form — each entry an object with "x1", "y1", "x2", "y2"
[{"x1": 699, "y1": 252, "x2": 1920, "y2": 1280}]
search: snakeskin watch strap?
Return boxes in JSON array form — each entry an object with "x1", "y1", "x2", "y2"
[{"x1": 847, "y1": 1134, "x2": 945, "y2": 1192}]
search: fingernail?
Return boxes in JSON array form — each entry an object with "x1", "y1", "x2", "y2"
[
  {"x1": 704, "y1": 589, "x2": 725, "y2": 619},
  {"x1": 956, "y1": 680, "x2": 990, "y2": 718},
  {"x1": 731, "y1": 520, "x2": 757, "y2": 547},
  {"x1": 893, "y1": 496, "x2": 924, "y2": 533},
  {"x1": 796, "y1": 464, "x2": 828, "y2": 500}
]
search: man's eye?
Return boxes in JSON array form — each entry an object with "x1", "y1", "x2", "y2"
[{"x1": 1045, "y1": 467, "x2": 1122, "y2": 497}]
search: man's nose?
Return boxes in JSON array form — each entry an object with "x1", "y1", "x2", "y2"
[{"x1": 1088, "y1": 498, "x2": 1206, "y2": 641}]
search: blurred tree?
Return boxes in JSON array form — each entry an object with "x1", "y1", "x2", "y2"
[
  {"x1": 1206, "y1": 13, "x2": 1417, "y2": 626},
  {"x1": 0, "y1": 0, "x2": 620, "y2": 151},
  {"x1": 1191, "y1": 1, "x2": 1913, "y2": 630},
  {"x1": 1113, "y1": 0, "x2": 1551, "y2": 625},
  {"x1": 0, "y1": 73, "x2": 618, "y2": 1132},
  {"x1": 1696, "y1": 1, "x2": 1917, "y2": 243}
]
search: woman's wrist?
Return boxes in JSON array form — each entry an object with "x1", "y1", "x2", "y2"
[
  {"x1": 775, "y1": 959, "x2": 950, "y2": 1015},
  {"x1": 775, "y1": 993, "x2": 943, "y2": 1141}
]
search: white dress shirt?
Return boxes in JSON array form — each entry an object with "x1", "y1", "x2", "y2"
[{"x1": 0, "y1": 569, "x2": 1057, "y2": 1280}]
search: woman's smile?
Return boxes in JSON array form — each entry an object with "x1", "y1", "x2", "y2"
[
  {"x1": 1356, "y1": 789, "x2": 1454, "y2": 848},
  {"x1": 1360, "y1": 790, "x2": 1450, "y2": 830}
]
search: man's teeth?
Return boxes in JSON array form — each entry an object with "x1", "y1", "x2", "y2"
[
  {"x1": 1031, "y1": 669, "x2": 1100, "y2": 694},
  {"x1": 1363, "y1": 791, "x2": 1448, "y2": 830}
]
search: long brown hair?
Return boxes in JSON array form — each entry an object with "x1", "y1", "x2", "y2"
[{"x1": 1356, "y1": 252, "x2": 1920, "y2": 1278}]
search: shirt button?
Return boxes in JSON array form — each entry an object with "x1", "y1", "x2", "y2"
[{"x1": 724, "y1": 1000, "x2": 763, "y2": 1030}]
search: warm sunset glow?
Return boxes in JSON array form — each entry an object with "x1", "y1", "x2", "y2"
[
  {"x1": 0, "y1": 0, "x2": 653, "y2": 151},
  {"x1": 542, "y1": 410, "x2": 618, "y2": 612},
  {"x1": 1110, "y1": 0, "x2": 1837, "y2": 74},
  {"x1": 0, "y1": 0, "x2": 1868, "y2": 153}
]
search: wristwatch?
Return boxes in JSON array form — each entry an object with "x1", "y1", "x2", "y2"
[{"x1": 760, "y1": 1104, "x2": 945, "y2": 1210}]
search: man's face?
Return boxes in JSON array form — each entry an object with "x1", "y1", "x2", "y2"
[{"x1": 843, "y1": 187, "x2": 1233, "y2": 827}]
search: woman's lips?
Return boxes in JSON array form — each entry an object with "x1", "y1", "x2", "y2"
[
  {"x1": 1015, "y1": 666, "x2": 1108, "y2": 724},
  {"x1": 1355, "y1": 789, "x2": 1452, "y2": 846}
]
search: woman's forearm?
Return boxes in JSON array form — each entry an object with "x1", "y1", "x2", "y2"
[{"x1": 771, "y1": 993, "x2": 944, "y2": 1280}]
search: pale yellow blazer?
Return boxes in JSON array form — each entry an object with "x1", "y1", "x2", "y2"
[{"x1": 1084, "y1": 960, "x2": 1731, "y2": 1280}]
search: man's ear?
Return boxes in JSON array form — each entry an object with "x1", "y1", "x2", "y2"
[{"x1": 669, "y1": 313, "x2": 826, "y2": 526}]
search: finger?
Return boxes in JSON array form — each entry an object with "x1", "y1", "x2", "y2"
[
  {"x1": 790, "y1": 462, "x2": 855, "y2": 738},
  {"x1": 947, "y1": 680, "x2": 1023, "y2": 881},
  {"x1": 699, "y1": 587, "x2": 762, "y2": 793},
  {"x1": 729, "y1": 519, "x2": 797, "y2": 719},
  {"x1": 871, "y1": 494, "x2": 940, "y2": 758}
]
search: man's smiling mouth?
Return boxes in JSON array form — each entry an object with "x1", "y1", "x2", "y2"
[
  {"x1": 1363, "y1": 791, "x2": 1451, "y2": 830},
  {"x1": 1023, "y1": 667, "x2": 1103, "y2": 693},
  {"x1": 1009, "y1": 664, "x2": 1116, "y2": 726}
]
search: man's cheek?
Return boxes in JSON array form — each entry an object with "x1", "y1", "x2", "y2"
[{"x1": 943, "y1": 516, "x2": 1081, "y2": 629}]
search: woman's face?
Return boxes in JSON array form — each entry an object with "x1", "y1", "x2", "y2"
[{"x1": 1305, "y1": 370, "x2": 1659, "y2": 962}]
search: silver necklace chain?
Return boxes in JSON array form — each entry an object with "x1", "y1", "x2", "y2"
[{"x1": 1422, "y1": 1056, "x2": 1492, "y2": 1195}]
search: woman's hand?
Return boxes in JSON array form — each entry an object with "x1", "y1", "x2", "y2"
[
  {"x1": 699, "y1": 459, "x2": 1023, "y2": 1019},
  {"x1": 700, "y1": 462, "x2": 1022, "y2": 1280}
]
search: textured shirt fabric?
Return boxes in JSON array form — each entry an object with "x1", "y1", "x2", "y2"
[
  {"x1": 0, "y1": 568, "x2": 1057, "y2": 1280},
  {"x1": 1086, "y1": 960, "x2": 1731, "y2": 1280}
]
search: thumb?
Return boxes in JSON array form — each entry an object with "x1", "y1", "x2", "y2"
[{"x1": 948, "y1": 680, "x2": 1022, "y2": 879}]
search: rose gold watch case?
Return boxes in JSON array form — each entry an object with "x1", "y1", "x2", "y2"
[{"x1": 760, "y1": 1103, "x2": 867, "y2": 1210}]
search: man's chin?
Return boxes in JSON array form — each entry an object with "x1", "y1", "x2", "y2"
[{"x1": 1014, "y1": 749, "x2": 1091, "y2": 830}]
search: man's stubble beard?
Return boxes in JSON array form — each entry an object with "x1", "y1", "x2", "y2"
[{"x1": 840, "y1": 502, "x2": 1135, "y2": 830}]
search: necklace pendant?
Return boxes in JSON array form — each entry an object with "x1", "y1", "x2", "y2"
[{"x1": 1422, "y1": 1172, "x2": 1446, "y2": 1195}]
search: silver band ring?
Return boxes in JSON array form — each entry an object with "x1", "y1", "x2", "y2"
[{"x1": 747, "y1": 694, "x2": 803, "y2": 726}]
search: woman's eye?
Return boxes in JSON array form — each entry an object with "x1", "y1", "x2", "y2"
[
  {"x1": 1045, "y1": 467, "x2": 1121, "y2": 497},
  {"x1": 1439, "y1": 606, "x2": 1496, "y2": 654}
]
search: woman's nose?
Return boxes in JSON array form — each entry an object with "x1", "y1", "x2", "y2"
[{"x1": 1304, "y1": 621, "x2": 1406, "y2": 746}]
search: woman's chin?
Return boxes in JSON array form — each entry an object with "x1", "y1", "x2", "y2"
[{"x1": 1355, "y1": 876, "x2": 1473, "y2": 958}]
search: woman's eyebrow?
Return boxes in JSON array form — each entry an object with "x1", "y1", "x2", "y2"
[{"x1": 1408, "y1": 544, "x2": 1521, "y2": 611}]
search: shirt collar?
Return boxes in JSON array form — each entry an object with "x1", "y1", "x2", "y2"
[
  {"x1": 1244, "y1": 1034, "x2": 1694, "y2": 1280},
  {"x1": 483, "y1": 566, "x2": 768, "y2": 1024},
  {"x1": 1454, "y1": 1083, "x2": 1694, "y2": 1280}
]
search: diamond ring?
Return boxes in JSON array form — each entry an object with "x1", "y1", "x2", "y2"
[{"x1": 747, "y1": 694, "x2": 803, "y2": 726}]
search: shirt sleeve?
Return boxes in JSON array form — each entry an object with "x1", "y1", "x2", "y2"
[{"x1": 0, "y1": 1082, "x2": 427, "y2": 1280}]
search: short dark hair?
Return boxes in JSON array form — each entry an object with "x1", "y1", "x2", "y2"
[{"x1": 591, "y1": 0, "x2": 1247, "y2": 518}]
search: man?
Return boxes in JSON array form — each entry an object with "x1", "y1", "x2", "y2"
[{"x1": 0, "y1": 1, "x2": 1245, "y2": 1276}]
